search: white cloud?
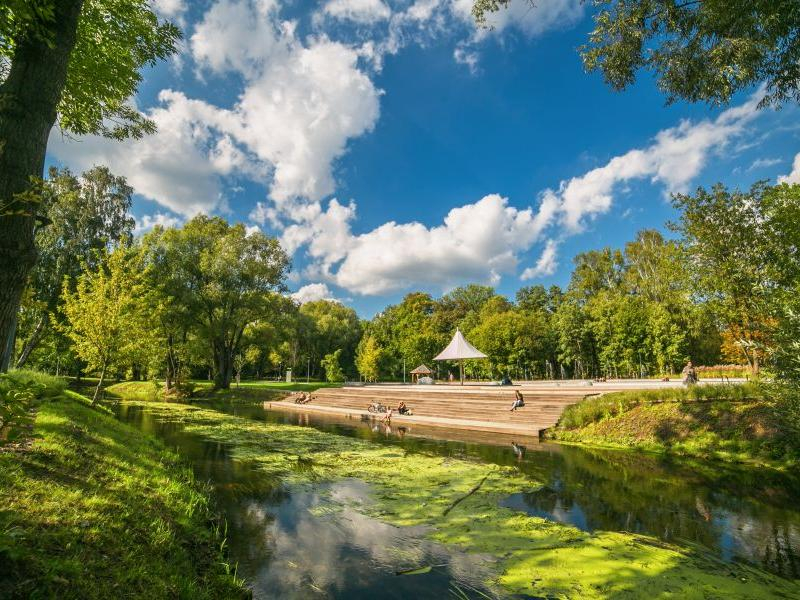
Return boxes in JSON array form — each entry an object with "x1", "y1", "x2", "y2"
[
  {"x1": 285, "y1": 95, "x2": 765, "y2": 296},
  {"x1": 48, "y1": 94, "x2": 228, "y2": 216},
  {"x1": 450, "y1": 0, "x2": 583, "y2": 37},
  {"x1": 521, "y1": 239, "x2": 558, "y2": 279},
  {"x1": 323, "y1": 0, "x2": 391, "y2": 23},
  {"x1": 291, "y1": 283, "x2": 338, "y2": 304},
  {"x1": 50, "y1": 0, "x2": 381, "y2": 219},
  {"x1": 778, "y1": 153, "x2": 800, "y2": 184},
  {"x1": 151, "y1": 0, "x2": 187, "y2": 21},
  {"x1": 289, "y1": 194, "x2": 551, "y2": 295},
  {"x1": 549, "y1": 94, "x2": 762, "y2": 231},
  {"x1": 748, "y1": 157, "x2": 782, "y2": 171},
  {"x1": 134, "y1": 212, "x2": 183, "y2": 234}
]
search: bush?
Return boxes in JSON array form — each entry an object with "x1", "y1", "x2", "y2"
[
  {"x1": 1, "y1": 370, "x2": 66, "y2": 445},
  {"x1": 558, "y1": 382, "x2": 764, "y2": 430}
]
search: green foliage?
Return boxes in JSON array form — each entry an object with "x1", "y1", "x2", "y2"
[
  {"x1": 299, "y1": 300, "x2": 361, "y2": 378},
  {"x1": 140, "y1": 215, "x2": 290, "y2": 389},
  {"x1": 0, "y1": 370, "x2": 65, "y2": 445},
  {"x1": 320, "y1": 349, "x2": 346, "y2": 383},
  {"x1": 581, "y1": 0, "x2": 800, "y2": 109},
  {"x1": 558, "y1": 383, "x2": 765, "y2": 430},
  {"x1": 60, "y1": 248, "x2": 156, "y2": 399},
  {"x1": 15, "y1": 166, "x2": 135, "y2": 369},
  {"x1": 356, "y1": 335, "x2": 383, "y2": 382},
  {"x1": 1, "y1": 0, "x2": 181, "y2": 139}
]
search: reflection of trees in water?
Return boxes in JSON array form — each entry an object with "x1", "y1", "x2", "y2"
[{"x1": 512, "y1": 445, "x2": 800, "y2": 578}]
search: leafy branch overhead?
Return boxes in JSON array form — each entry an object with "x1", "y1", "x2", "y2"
[{"x1": 472, "y1": 0, "x2": 800, "y2": 108}]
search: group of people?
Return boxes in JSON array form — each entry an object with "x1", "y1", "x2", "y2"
[{"x1": 381, "y1": 401, "x2": 412, "y2": 422}]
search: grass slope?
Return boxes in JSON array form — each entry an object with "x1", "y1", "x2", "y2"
[
  {"x1": 549, "y1": 384, "x2": 800, "y2": 469},
  {"x1": 105, "y1": 380, "x2": 341, "y2": 402},
  {"x1": 0, "y1": 391, "x2": 248, "y2": 599},
  {"x1": 118, "y1": 400, "x2": 800, "y2": 599}
]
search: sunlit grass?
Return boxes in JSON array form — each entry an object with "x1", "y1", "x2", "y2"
[{"x1": 0, "y1": 392, "x2": 249, "y2": 599}]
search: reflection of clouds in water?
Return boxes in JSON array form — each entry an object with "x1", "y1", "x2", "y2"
[{"x1": 244, "y1": 480, "x2": 496, "y2": 599}]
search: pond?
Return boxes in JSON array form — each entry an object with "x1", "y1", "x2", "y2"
[{"x1": 113, "y1": 400, "x2": 800, "y2": 598}]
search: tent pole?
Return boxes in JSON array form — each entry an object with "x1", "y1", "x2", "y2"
[{"x1": 460, "y1": 359, "x2": 464, "y2": 386}]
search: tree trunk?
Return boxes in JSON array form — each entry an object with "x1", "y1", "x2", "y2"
[
  {"x1": 15, "y1": 315, "x2": 47, "y2": 368},
  {"x1": 0, "y1": 0, "x2": 85, "y2": 371},
  {"x1": 213, "y1": 342, "x2": 233, "y2": 389},
  {"x1": 93, "y1": 363, "x2": 107, "y2": 405}
]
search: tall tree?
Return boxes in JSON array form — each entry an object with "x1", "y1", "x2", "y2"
[
  {"x1": 672, "y1": 182, "x2": 775, "y2": 373},
  {"x1": 141, "y1": 217, "x2": 290, "y2": 389},
  {"x1": 15, "y1": 166, "x2": 134, "y2": 367},
  {"x1": 0, "y1": 0, "x2": 179, "y2": 370}
]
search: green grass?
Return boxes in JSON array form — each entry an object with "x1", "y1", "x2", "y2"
[
  {"x1": 111, "y1": 400, "x2": 800, "y2": 599},
  {"x1": 558, "y1": 383, "x2": 763, "y2": 429},
  {"x1": 0, "y1": 389, "x2": 249, "y2": 599},
  {"x1": 550, "y1": 383, "x2": 800, "y2": 468},
  {"x1": 105, "y1": 379, "x2": 342, "y2": 403}
]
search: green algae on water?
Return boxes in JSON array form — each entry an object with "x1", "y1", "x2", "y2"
[{"x1": 123, "y1": 401, "x2": 800, "y2": 599}]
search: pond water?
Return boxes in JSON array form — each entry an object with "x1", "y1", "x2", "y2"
[{"x1": 113, "y1": 401, "x2": 800, "y2": 598}]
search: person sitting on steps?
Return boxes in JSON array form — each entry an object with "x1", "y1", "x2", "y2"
[
  {"x1": 510, "y1": 390, "x2": 525, "y2": 411},
  {"x1": 397, "y1": 401, "x2": 411, "y2": 415}
]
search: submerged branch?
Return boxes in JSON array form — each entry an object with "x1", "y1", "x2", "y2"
[{"x1": 442, "y1": 475, "x2": 488, "y2": 516}]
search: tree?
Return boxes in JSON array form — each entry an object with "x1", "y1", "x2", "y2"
[
  {"x1": 471, "y1": 1, "x2": 800, "y2": 109},
  {"x1": 0, "y1": 0, "x2": 180, "y2": 371},
  {"x1": 61, "y1": 249, "x2": 152, "y2": 402},
  {"x1": 15, "y1": 166, "x2": 134, "y2": 367},
  {"x1": 672, "y1": 182, "x2": 775, "y2": 374},
  {"x1": 141, "y1": 217, "x2": 289, "y2": 389},
  {"x1": 321, "y1": 349, "x2": 346, "y2": 383},
  {"x1": 356, "y1": 335, "x2": 383, "y2": 382},
  {"x1": 299, "y1": 300, "x2": 361, "y2": 378}
]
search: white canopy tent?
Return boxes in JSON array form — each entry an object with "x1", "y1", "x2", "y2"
[{"x1": 433, "y1": 328, "x2": 487, "y2": 385}]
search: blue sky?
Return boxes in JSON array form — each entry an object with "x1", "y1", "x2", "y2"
[{"x1": 47, "y1": 0, "x2": 800, "y2": 316}]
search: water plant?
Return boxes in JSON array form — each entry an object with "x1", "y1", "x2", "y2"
[{"x1": 122, "y1": 400, "x2": 800, "y2": 598}]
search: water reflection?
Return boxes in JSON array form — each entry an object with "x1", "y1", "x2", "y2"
[
  {"x1": 114, "y1": 404, "x2": 499, "y2": 599},
  {"x1": 116, "y1": 401, "x2": 800, "y2": 582}
]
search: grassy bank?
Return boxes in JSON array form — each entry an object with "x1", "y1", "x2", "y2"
[
  {"x1": 105, "y1": 379, "x2": 341, "y2": 402},
  {"x1": 116, "y1": 400, "x2": 800, "y2": 598},
  {"x1": 0, "y1": 384, "x2": 248, "y2": 599},
  {"x1": 548, "y1": 384, "x2": 800, "y2": 468}
]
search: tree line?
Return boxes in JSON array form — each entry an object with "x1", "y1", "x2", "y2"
[{"x1": 11, "y1": 166, "x2": 800, "y2": 397}]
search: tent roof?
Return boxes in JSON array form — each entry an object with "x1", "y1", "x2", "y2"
[
  {"x1": 433, "y1": 328, "x2": 487, "y2": 361},
  {"x1": 410, "y1": 364, "x2": 433, "y2": 374}
]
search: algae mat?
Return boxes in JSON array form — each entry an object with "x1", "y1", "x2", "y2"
[{"x1": 122, "y1": 401, "x2": 800, "y2": 599}]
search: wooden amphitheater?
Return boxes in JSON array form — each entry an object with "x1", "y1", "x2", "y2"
[{"x1": 267, "y1": 380, "x2": 679, "y2": 438}]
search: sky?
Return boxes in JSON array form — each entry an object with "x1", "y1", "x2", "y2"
[{"x1": 46, "y1": 0, "x2": 800, "y2": 317}]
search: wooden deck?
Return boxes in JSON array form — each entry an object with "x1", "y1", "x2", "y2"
[{"x1": 267, "y1": 383, "x2": 598, "y2": 437}]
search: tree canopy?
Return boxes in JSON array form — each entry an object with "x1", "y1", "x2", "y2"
[{"x1": 471, "y1": 0, "x2": 800, "y2": 109}]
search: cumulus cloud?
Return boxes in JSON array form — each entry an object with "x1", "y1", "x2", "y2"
[
  {"x1": 291, "y1": 283, "x2": 338, "y2": 304},
  {"x1": 151, "y1": 0, "x2": 187, "y2": 21},
  {"x1": 450, "y1": 0, "x2": 583, "y2": 38},
  {"x1": 323, "y1": 0, "x2": 391, "y2": 23},
  {"x1": 47, "y1": 95, "x2": 228, "y2": 216},
  {"x1": 521, "y1": 239, "x2": 558, "y2": 279},
  {"x1": 284, "y1": 94, "x2": 765, "y2": 296},
  {"x1": 51, "y1": 0, "x2": 381, "y2": 218},
  {"x1": 287, "y1": 194, "x2": 552, "y2": 295},
  {"x1": 547, "y1": 94, "x2": 762, "y2": 231},
  {"x1": 778, "y1": 153, "x2": 800, "y2": 184}
]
